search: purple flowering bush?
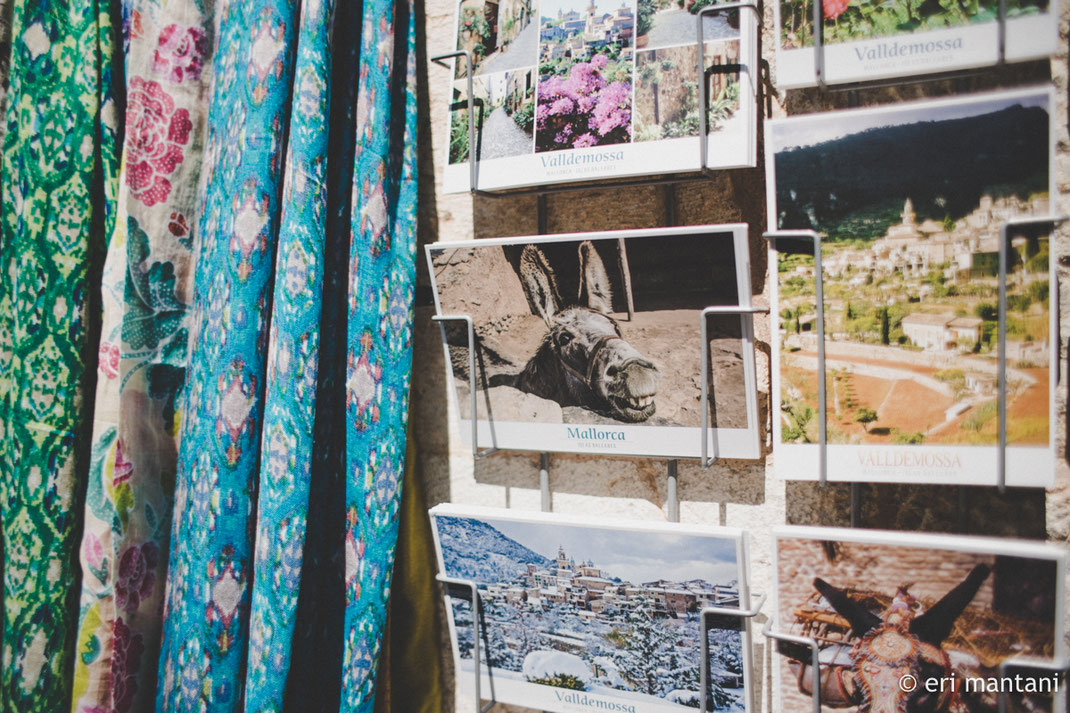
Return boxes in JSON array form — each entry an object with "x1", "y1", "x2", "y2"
[{"x1": 536, "y1": 54, "x2": 632, "y2": 152}]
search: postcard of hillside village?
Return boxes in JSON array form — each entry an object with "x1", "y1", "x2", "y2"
[
  {"x1": 433, "y1": 512, "x2": 748, "y2": 711},
  {"x1": 771, "y1": 90, "x2": 1052, "y2": 449}
]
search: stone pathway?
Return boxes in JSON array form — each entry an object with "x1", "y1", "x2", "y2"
[
  {"x1": 479, "y1": 19, "x2": 539, "y2": 75},
  {"x1": 479, "y1": 107, "x2": 533, "y2": 159},
  {"x1": 645, "y1": 8, "x2": 734, "y2": 50}
]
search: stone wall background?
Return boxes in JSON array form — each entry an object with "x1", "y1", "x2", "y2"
[{"x1": 410, "y1": 0, "x2": 1070, "y2": 709}]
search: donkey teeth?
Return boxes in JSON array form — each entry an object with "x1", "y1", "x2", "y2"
[{"x1": 629, "y1": 395, "x2": 654, "y2": 409}]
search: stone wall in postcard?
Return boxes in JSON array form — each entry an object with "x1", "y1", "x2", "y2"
[{"x1": 413, "y1": 0, "x2": 1070, "y2": 709}]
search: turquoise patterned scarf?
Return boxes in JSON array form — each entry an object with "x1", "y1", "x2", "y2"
[{"x1": 154, "y1": 0, "x2": 418, "y2": 709}]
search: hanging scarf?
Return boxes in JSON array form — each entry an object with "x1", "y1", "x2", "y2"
[
  {"x1": 69, "y1": 0, "x2": 213, "y2": 710},
  {"x1": 154, "y1": 0, "x2": 418, "y2": 706},
  {"x1": 242, "y1": 0, "x2": 333, "y2": 708},
  {"x1": 340, "y1": 0, "x2": 419, "y2": 708},
  {"x1": 154, "y1": 0, "x2": 298, "y2": 710},
  {"x1": 0, "y1": 0, "x2": 120, "y2": 710}
]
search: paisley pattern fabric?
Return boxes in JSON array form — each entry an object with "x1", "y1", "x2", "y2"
[
  {"x1": 70, "y1": 0, "x2": 212, "y2": 710},
  {"x1": 154, "y1": 0, "x2": 298, "y2": 710},
  {"x1": 0, "y1": 0, "x2": 120, "y2": 710},
  {"x1": 242, "y1": 0, "x2": 332, "y2": 709},
  {"x1": 341, "y1": 0, "x2": 419, "y2": 709}
]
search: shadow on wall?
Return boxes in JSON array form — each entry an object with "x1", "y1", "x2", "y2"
[{"x1": 784, "y1": 481, "x2": 1048, "y2": 537}]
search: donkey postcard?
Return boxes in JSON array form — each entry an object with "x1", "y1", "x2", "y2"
[
  {"x1": 425, "y1": 225, "x2": 761, "y2": 459},
  {"x1": 431, "y1": 503, "x2": 754, "y2": 713},
  {"x1": 773, "y1": 526, "x2": 1067, "y2": 713}
]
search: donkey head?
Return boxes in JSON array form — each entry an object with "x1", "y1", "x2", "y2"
[
  {"x1": 810, "y1": 564, "x2": 990, "y2": 713},
  {"x1": 519, "y1": 240, "x2": 615, "y2": 327},
  {"x1": 515, "y1": 241, "x2": 660, "y2": 422}
]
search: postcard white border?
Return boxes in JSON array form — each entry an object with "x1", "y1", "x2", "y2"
[
  {"x1": 772, "y1": 5, "x2": 1058, "y2": 88},
  {"x1": 430, "y1": 503, "x2": 755, "y2": 713},
  {"x1": 772, "y1": 525, "x2": 1068, "y2": 713},
  {"x1": 765, "y1": 87, "x2": 1057, "y2": 486},
  {"x1": 426, "y1": 224, "x2": 761, "y2": 460},
  {"x1": 442, "y1": 1, "x2": 758, "y2": 193}
]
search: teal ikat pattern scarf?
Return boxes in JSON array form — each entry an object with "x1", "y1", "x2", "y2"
[
  {"x1": 155, "y1": 0, "x2": 298, "y2": 709},
  {"x1": 155, "y1": 0, "x2": 419, "y2": 708},
  {"x1": 341, "y1": 0, "x2": 418, "y2": 708},
  {"x1": 243, "y1": 0, "x2": 333, "y2": 708}
]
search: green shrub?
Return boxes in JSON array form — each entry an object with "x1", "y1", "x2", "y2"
[
  {"x1": 891, "y1": 429, "x2": 925, "y2": 444},
  {"x1": 962, "y1": 401, "x2": 997, "y2": 432},
  {"x1": 449, "y1": 111, "x2": 470, "y2": 163},
  {"x1": 527, "y1": 674, "x2": 587, "y2": 691},
  {"x1": 512, "y1": 97, "x2": 535, "y2": 133}
]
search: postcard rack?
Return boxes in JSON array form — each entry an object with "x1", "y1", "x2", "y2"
[
  {"x1": 429, "y1": 0, "x2": 768, "y2": 198},
  {"x1": 700, "y1": 304, "x2": 768, "y2": 467},
  {"x1": 761, "y1": 622, "x2": 823, "y2": 713},
  {"x1": 997, "y1": 656, "x2": 1070, "y2": 713},
  {"x1": 431, "y1": 292, "x2": 766, "y2": 513},
  {"x1": 768, "y1": 216, "x2": 1066, "y2": 501},
  {"x1": 995, "y1": 216, "x2": 1065, "y2": 492},
  {"x1": 765, "y1": 230, "x2": 829, "y2": 485},
  {"x1": 432, "y1": 314, "x2": 499, "y2": 459},
  {"x1": 807, "y1": 0, "x2": 1017, "y2": 91},
  {"x1": 699, "y1": 592, "x2": 767, "y2": 712},
  {"x1": 437, "y1": 574, "x2": 498, "y2": 713},
  {"x1": 430, "y1": 297, "x2": 766, "y2": 486}
]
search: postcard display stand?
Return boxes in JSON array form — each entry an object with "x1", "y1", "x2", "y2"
[
  {"x1": 762, "y1": 629, "x2": 1070, "y2": 713},
  {"x1": 428, "y1": 0, "x2": 1070, "y2": 710},
  {"x1": 769, "y1": 87, "x2": 1064, "y2": 489},
  {"x1": 427, "y1": 224, "x2": 766, "y2": 465}
]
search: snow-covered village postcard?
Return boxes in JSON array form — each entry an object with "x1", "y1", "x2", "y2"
[
  {"x1": 426, "y1": 226, "x2": 761, "y2": 459},
  {"x1": 442, "y1": 0, "x2": 757, "y2": 192},
  {"x1": 774, "y1": 0, "x2": 1058, "y2": 88},
  {"x1": 429, "y1": 504, "x2": 754, "y2": 713},
  {"x1": 767, "y1": 87, "x2": 1055, "y2": 485},
  {"x1": 773, "y1": 526, "x2": 1067, "y2": 713}
]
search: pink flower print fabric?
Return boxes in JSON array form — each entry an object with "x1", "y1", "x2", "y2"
[
  {"x1": 151, "y1": 25, "x2": 208, "y2": 83},
  {"x1": 125, "y1": 78, "x2": 192, "y2": 207}
]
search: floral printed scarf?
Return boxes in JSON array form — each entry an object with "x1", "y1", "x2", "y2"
[{"x1": 69, "y1": 1, "x2": 212, "y2": 712}]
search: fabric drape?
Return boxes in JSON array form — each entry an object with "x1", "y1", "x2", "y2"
[
  {"x1": 0, "y1": 0, "x2": 418, "y2": 707},
  {"x1": 154, "y1": 0, "x2": 299, "y2": 709},
  {"x1": 242, "y1": 0, "x2": 333, "y2": 708},
  {"x1": 0, "y1": 0, "x2": 121, "y2": 709},
  {"x1": 157, "y1": 0, "x2": 420, "y2": 706},
  {"x1": 340, "y1": 0, "x2": 419, "y2": 708},
  {"x1": 70, "y1": 0, "x2": 213, "y2": 710},
  {"x1": 371, "y1": 441, "x2": 445, "y2": 713}
]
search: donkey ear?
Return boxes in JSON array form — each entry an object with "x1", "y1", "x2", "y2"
[
  {"x1": 814, "y1": 578, "x2": 881, "y2": 637},
  {"x1": 519, "y1": 244, "x2": 561, "y2": 327},
  {"x1": 578, "y1": 241, "x2": 614, "y2": 314},
  {"x1": 911, "y1": 564, "x2": 989, "y2": 645}
]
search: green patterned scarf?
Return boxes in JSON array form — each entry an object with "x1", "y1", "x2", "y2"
[{"x1": 0, "y1": 0, "x2": 120, "y2": 710}]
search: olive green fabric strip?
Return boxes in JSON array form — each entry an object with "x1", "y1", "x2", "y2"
[{"x1": 372, "y1": 437, "x2": 445, "y2": 713}]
